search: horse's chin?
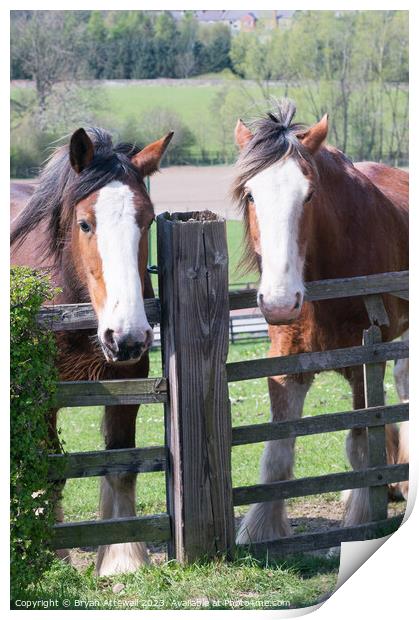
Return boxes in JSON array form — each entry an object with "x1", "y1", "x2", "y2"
[
  {"x1": 264, "y1": 317, "x2": 297, "y2": 326},
  {"x1": 111, "y1": 356, "x2": 145, "y2": 366},
  {"x1": 101, "y1": 349, "x2": 147, "y2": 366}
]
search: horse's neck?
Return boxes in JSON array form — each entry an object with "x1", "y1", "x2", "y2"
[
  {"x1": 304, "y1": 147, "x2": 405, "y2": 281},
  {"x1": 55, "y1": 251, "x2": 90, "y2": 305}
]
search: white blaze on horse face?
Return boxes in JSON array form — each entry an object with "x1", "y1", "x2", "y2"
[
  {"x1": 94, "y1": 181, "x2": 152, "y2": 361},
  {"x1": 247, "y1": 157, "x2": 309, "y2": 323}
]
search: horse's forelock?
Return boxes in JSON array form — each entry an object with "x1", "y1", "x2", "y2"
[
  {"x1": 232, "y1": 100, "x2": 315, "y2": 276},
  {"x1": 11, "y1": 128, "x2": 144, "y2": 263}
]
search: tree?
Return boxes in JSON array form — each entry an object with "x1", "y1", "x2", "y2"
[
  {"x1": 85, "y1": 11, "x2": 108, "y2": 79},
  {"x1": 177, "y1": 12, "x2": 200, "y2": 78},
  {"x1": 230, "y1": 32, "x2": 272, "y2": 98},
  {"x1": 210, "y1": 85, "x2": 246, "y2": 162},
  {"x1": 11, "y1": 11, "x2": 86, "y2": 114},
  {"x1": 199, "y1": 23, "x2": 232, "y2": 73},
  {"x1": 154, "y1": 12, "x2": 178, "y2": 77},
  {"x1": 138, "y1": 107, "x2": 196, "y2": 164}
]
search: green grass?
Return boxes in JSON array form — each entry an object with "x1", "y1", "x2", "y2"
[
  {"x1": 18, "y1": 340, "x2": 399, "y2": 609},
  {"x1": 59, "y1": 342, "x2": 400, "y2": 524},
  {"x1": 12, "y1": 79, "x2": 407, "y2": 165},
  {"x1": 21, "y1": 343, "x2": 399, "y2": 610},
  {"x1": 16, "y1": 551, "x2": 339, "y2": 610},
  {"x1": 58, "y1": 342, "x2": 400, "y2": 519},
  {"x1": 99, "y1": 84, "x2": 220, "y2": 149},
  {"x1": 93, "y1": 81, "x2": 407, "y2": 157},
  {"x1": 16, "y1": 216, "x2": 400, "y2": 609}
]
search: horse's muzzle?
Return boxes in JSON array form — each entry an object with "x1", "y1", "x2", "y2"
[
  {"x1": 101, "y1": 329, "x2": 153, "y2": 363},
  {"x1": 258, "y1": 292, "x2": 303, "y2": 325}
]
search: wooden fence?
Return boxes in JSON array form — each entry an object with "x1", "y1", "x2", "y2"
[{"x1": 39, "y1": 211, "x2": 409, "y2": 561}]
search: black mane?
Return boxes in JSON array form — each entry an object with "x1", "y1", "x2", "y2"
[{"x1": 11, "y1": 127, "x2": 143, "y2": 262}]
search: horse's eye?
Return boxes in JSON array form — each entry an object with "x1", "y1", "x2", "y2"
[
  {"x1": 246, "y1": 192, "x2": 254, "y2": 203},
  {"x1": 304, "y1": 190, "x2": 314, "y2": 203},
  {"x1": 79, "y1": 220, "x2": 91, "y2": 233}
]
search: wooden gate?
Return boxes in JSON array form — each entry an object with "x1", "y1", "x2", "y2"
[{"x1": 39, "y1": 211, "x2": 409, "y2": 561}]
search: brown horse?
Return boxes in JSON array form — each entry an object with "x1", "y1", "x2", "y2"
[
  {"x1": 11, "y1": 127, "x2": 173, "y2": 575},
  {"x1": 233, "y1": 100, "x2": 408, "y2": 544}
]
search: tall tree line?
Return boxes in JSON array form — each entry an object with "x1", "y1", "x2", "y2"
[
  {"x1": 10, "y1": 10, "x2": 408, "y2": 174},
  {"x1": 11, "y1": 10, "x2": 232, "y2": 82},
  {"x1": 229, "y1": 10, "x2": 408, "y2": 164}
]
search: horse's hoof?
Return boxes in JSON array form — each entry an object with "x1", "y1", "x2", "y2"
[
  {"x1": 340, "y1": 489, "x2": 351, "y2": 506},
  {"x1": 96, "y1": 542, "x2": 150, "y2": 576},
  {"x1": 388, "y1": 482, "x2": 406, "y2": 502},
  {"x1": 326, "y1": 546, "x2": 340, "y2": 558},
  {"x1": 236, "y1": 502, "x2": 292, "y2": 544},
  {"x1": 399, "y1": 480, "x2": 409, "y2": 501}
]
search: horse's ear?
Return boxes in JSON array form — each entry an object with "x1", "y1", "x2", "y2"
[
  {"x1": 69, "y1": 128, "x2": 95, "y2": 173},
  {"x1": 235, "y1": 119, "x2": 253, "y2": 150},
  {"x1": 296, "y1": 114, "x2": 329, "y2": 154},
  {"x1": 131, "y1": 132, "x2": 174, "y2": 177}
]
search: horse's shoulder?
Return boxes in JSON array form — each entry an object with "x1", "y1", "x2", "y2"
[{"x1": 354, "y1": 161, "x2": 409, "y2": 212}]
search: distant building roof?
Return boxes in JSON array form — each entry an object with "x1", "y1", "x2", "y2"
[{"x1": 170, "y1": 10, "x2": 295, "y2": 24}]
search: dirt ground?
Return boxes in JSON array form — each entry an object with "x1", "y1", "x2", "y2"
[
  {"x1": 69, "y1": 498, "x2": 406, "y2": 571},
  {"x1": 11, "y1": 165, "x2": 241, "y2": 221},
  {"x1": 12, "y1": 163, "x2": 408, "y2": 222},
  {"x1": 148, "y1": 165, "x2": 240, "y2": 220}
]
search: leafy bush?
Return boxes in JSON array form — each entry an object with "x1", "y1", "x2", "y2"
[
  {"x1": 139, "y1": 107, "x2": 196, "y2": 165},
  {"x1": 10, "y1": 266, "x2": 59, "y2": 597},
  {"x1": 109, "y1": 108, "x2": 197, "y2": 165},
  {"x1": 10, "y1": 119, "x2": 59, "y2": 179}
]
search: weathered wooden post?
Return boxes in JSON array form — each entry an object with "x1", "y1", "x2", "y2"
[
  {"x1": 157, "y1": 211, "x2": 235, "y2": 562},
  {"x1": 363, "y1": 324, "x2": 388, "y2": 521}
]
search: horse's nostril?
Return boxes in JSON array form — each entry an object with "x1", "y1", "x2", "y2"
[
  {"x1": 104, "y1": 328, "x2": 115, "y2": 347},
  {"x1": 294, "y1": 292, "x2": 302, "y2": 310},
  {"x1": 132, "y1": 341, "x2": 144, "y2": 355},
  {"x1": 116, "y1": 338, "x2": 145, "y2": 361}
]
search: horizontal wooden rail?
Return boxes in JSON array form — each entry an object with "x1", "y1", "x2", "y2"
[
  {"x1": 227, "y1": 340, "x2": 408, "y2": 382},
  {"x1": 238, "y1": 515, "x2": 403, "y2": 557},
  {"x1": 232, "y1": 403, "x2": 408, "y2": 446},
  {"x1": 52, "y1": 513, "x2": 171, "y2": 549},
  {"x1": 55, "y1": 377, "x2": 167, "y2": 407},
  {"x1": 390, "y1": 290, "x2": 409, "y2": 301},
  {"x1": 37, "y1": 272, "x2": 408, "y2": 330},
  {"x1": 233, "y1": 463, "x2": 408, "y2": 506},
  {"x1": 37, "y1": 298, "x2": 161, "y2": 331},
  {"x1": 48, "y1": 445, "x2": 166, "y2": 480},
  {"x1": 229, "y1": 271, "x2": 408, "y2": 311}
]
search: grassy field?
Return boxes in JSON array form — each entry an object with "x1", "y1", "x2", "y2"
[
  {"x1": 11, "y1": 186, "x2": 404, "y2": 609},
  {"x1": 20, "y1": 218, "x2": 402, "y2": 610},
  {"x1": 60, "y1": 344, "x2": 400, "y2": 523},
  {"x1": 92, "y1": 81, "x2": 408, "y2": 159},
  {"x1": 21, "y1": 341, "x2": 400, "y2": 610},
  {"x1": 23, "y1": 550, "x2": 339, "y2": 610},
  {"x1": 12, "y1": 79, "x2": 408, "y2": 175}
]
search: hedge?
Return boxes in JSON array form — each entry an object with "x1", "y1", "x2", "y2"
[{"x1": 10, "y1": 266, "x2": 59, "y2": 596}]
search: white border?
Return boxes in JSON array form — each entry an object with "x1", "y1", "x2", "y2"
[{"x1": 3, "y1": 2, "x2": 417, "y2": 617}]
